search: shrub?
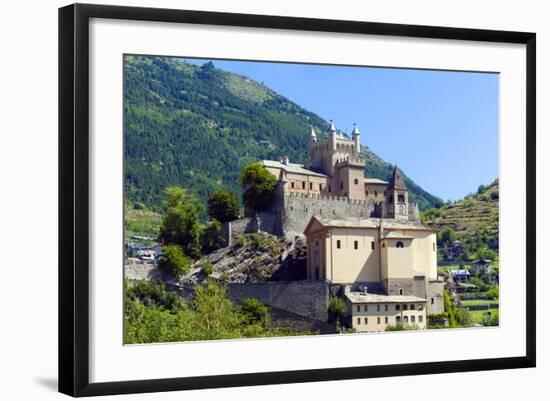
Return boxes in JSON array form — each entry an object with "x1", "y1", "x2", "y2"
[
  {"x1": 238, "y1": 298, "x2": 269, "y2": 326},
  {"x1": 249, "y1": 233, "x2": 263, "y2": 249},
  {"x1": 328, "y1": 297, "x2": 347, "y2": 324},
  {"x1": 159, "y1": 244, "x2": 191, "y2": 277},
  {"x1": 203, "y1": 261, "x2": 214, "y2": 276},
  {"x1": 236, "y1": 235, "x2": 247, "y2": 248}
]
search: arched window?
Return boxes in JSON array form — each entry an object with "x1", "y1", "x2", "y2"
[
  {"x1": 374, "y1": 190, "x2": 378, "y2": 197},
  {"x1": 396, "y1": 241, "x2": 404, "y2": 248},
  {"x1": 403, "y1": 316, "x2": 409, "y2": 324},
  {"x1": 411, "y1": 316, "x2": 416, "y2": 323},
  {"x1": 396, "y1": 316, "x2": 401, "y2": 324},
  {"x1": 418, "y1": 315, "x2": 423, "y2": 323}
]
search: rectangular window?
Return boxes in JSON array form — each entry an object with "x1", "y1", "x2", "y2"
[
  {"x1": 371, "y1": 241, "x2": 375, "y2": 250},
  {"x1": 291, "y1": 182, "x2": 295, "y2": 189},
  {"x1": 385, "y1": 304, "x2": 389, "y2": 311},
  {"x1": 377, "y1": 317, "x2": 381, "y2": 324},
  {"x1": 354, "y1": 240, "x2": 358, "y2": 250},
  {"x1": 410, "y1": 304, "x2": 415, "y2": 310},
  {"x1": 377, "y1": 304, "x2": 380, "y2": 312},
  {"x1": 419, "y1": 315, "x2": 423, "y2": 323},
  {"x1": 302, "y1": 182, "x2": 305, "y2": 189},
  {"x1": 364, "y1": 317, "x2": 368, "y2": 324},
  {"x1": 356, "y1": 305, "x2": 360, "y2": 312},
  {"x1": 431, "y1": 298, "x2": 434, "y2": 305},
  {"x1": 319, "y1": 184, "x2": 322, "y2": 191},
  {"x1": 403, "y1": 304, "x2": 408, "y2": 310},
  {"x1": 364, "y1": 305, "x2": 368, "y2": 312},
  {"x1": 385, "y1": 316, "x2": 388, "y2": 324},
  {"x1": 309, "y1": 182, "x2": 313, "y2": 190},
  {"x1": 357, "y1": 317, "x2": 361, "y2": 325},
  {"x1": 398, "y1": 194, "x2": 405, "y2": 202},
  {"x1": 396, "y1": 304, "x2": 401, "y2": 311},
  {"x1": 328, "y1": 185, "x2": 331, "y2": 192},
  {"x1": 337, "y1": 240, "x2": 341, "y2": 249}
]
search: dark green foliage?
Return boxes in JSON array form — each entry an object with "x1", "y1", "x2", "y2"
[
  {"x1": 438, "y1": 227, "x2": 456, "y2": 246},
  {"x1": 159, "y1": 244, "x2": 191, "y2": 277},
  {"x1": 240, "y1": 163, "x2": 277, "y2": 211},
  {"x1": 238, "y1": 298, "x2": 270, "y2": 326},
  {"x1": 159, "y1": 187, "x2": 202, "y2": 257},
  {"x1": 207, "y1": 188, "x2": 240, "y2": 223},
  {"x1": 200, "y1": 219, "x2": 226, "y2": 253},
  {"x1": 125, "y1": 279, "x2": 183, "y2": 310},
  {"x1": 124, "y1": 56, "x2": 441, "y2": 212},
  {"x1": 328, "y1": 297, "x2": 347, "y2": 324}
]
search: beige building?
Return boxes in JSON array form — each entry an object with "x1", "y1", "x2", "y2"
[
  {"x1": 303, "y1": 215, "x2": 444, "y2": 332},
  {"x1": 346, "y1": 288, "x2": 427, "y2": 332}
]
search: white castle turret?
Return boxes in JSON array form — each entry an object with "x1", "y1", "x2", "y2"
[
  {"x1": 329, "y1": 121, "x2": 337, "y2": 150},
  {"x1": 352, "y1": 124, "x2": 361, "y2": 154}
]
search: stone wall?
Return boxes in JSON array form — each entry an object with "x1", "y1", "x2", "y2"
[
  {"x1": 427, "y1": 279, "x2": 445, "y2": 315},
  {"x1": 281, "y1": 191, "x2": 384, "y2": 238},
  {"x1": 227, "y1": 280, "x2": 329, "y2": 322}
]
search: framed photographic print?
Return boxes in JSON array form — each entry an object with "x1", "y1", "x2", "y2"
[{"x1": 58, "y1": 3, "x2": 536, "y2": 397}]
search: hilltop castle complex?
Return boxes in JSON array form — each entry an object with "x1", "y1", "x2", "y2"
[{"x1": 257, "y1": 123, "x2": 444, "y2": 331}]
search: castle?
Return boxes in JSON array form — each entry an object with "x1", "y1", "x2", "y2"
[
  {"x1": 260, "y1": 123, "x2": 444, "y2": 332},
  {"x1": 259, "y1": 122, "x2": 419, "y2": 238}
]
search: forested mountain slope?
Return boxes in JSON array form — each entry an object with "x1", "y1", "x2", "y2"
[{"x1": 124, "y1": 56, "x2": 442, "y2": 211}]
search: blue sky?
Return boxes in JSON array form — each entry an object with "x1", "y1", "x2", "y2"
[{"x1": 181, "y1": 58, "x2": 499, "y2": 201}]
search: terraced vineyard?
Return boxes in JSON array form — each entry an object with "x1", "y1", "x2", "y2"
[{"x1": 422, "y1": 180, "x2": 499, "y2": 254}]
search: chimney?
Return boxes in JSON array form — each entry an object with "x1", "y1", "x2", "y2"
[{"x1": 283, "y1": 155, "x2": 289, "y2": 165}]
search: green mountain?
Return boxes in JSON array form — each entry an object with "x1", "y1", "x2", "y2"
[{"x1": 124, "y1": 56, "x2": 442, "y2": 211}]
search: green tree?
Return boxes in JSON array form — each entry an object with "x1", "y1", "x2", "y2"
[
  {"x1": 207, "y1": 188, "x2": 240, "y2": 223},
  {"x1": 443, "y1": 290, "x2": 457, "y2": 328},
  {"x1": 200, "y1": 219, "x2": 226, "y2": 253},
  {"x1": 159, "y1": 244, "x2": 191, "y2": 277},
  {"x1": 438, "y1": 227, "x2": 456, "y2": 246},
  {"x1": 159, "y1": 187, "x2": 202, "y2": 257},
  {"x1": 475, "y1": 245, "x2": 497, "y2": 261},
  {"x1": 238, "y1": 298, "x2": 269, "y2": 326},
  {"x1": 240, "y1": 163, "x2": 277, "y2": 212},
  {"x1": 328, "y1": 297, "x2": 347, "y2": 325}
]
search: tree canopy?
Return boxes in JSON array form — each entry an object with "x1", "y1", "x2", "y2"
[
  {"x1": 207, "y1": 188, "x2": 240, "y2": 223},
  {"x1": 240, "y1": 163, "x2": 277, "y2": 212}
]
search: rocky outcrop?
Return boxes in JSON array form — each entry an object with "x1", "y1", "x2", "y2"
[{"x1": 178, "y1": 232, "x2": 307, "y2": 284}]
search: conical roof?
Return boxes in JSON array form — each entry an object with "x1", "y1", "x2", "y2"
[
  {"x1": 310, "y1": 126, "x2": 317, "y2": 138},
  {"x1": 352, "y1": 125, "x2": 360, "y2": 135},
  {"x1": 388, "y1": 166, "x2": 407, "y2": 190}
]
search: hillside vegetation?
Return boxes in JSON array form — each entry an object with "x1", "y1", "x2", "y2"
[
  {"x1": 422, "y1": 179, "x2": 499, "y2": 257},
  {"x1": 124, "y1": 56, "x2": 442, "y2": 212}
]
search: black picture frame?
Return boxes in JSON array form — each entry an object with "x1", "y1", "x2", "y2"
[{"x1": 59, "y1": 3, "x2": 536, "y2": 397}]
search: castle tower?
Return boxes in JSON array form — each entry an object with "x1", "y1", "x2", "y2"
[
  {"x1": 387, "y1": 166, "x2": 409, "y2": 220},
  {"x1": 329, "y1": 121, "x2": 337, "y2": 151},
  {"x1": 352, "y1": 124, "x2": 361, "y2": 154},
  {"x1": 310, "y1": 126, "x2": 317, "y2": 143}
]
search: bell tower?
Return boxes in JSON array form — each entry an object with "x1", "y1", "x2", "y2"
[{"x1": 387, "y1": 166, "x2": 409, "y2": 219}]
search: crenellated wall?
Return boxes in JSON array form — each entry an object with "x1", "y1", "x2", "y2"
[{"x1": 281, "y1": 190, "x2": 385, "y2": 237}]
